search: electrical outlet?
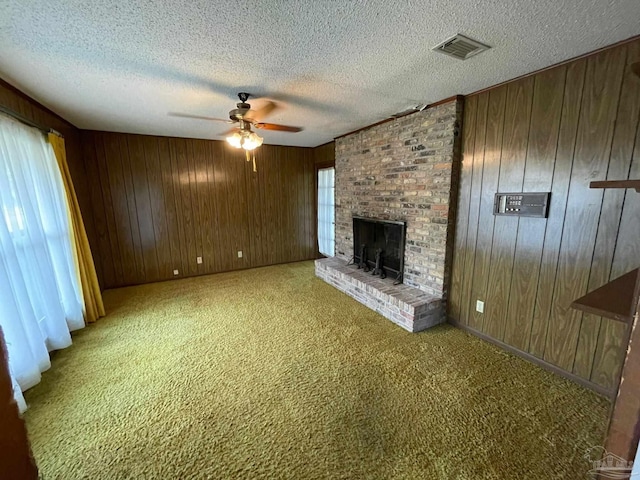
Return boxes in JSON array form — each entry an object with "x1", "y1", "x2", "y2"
[
  {"x1": 476, "y1": 300, "x2": 484, "y2": 314},
  {"x1": 237, "y1": 251, "x2": 243, "y2": 258},
  {"x1": 173, "y1": 269, "x2": 179, "y2": 276},
  {"x1": 196, "y1": 256, "x2": 203, "y2": 264}
]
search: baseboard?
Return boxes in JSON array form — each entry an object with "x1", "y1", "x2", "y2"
[{"x1": 447, "y1": 318, "x2": 615, "y2": 400}]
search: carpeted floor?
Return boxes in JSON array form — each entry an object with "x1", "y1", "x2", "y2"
[{"x1": 24, "y1": 261, "x2": 609, "y2": 479}]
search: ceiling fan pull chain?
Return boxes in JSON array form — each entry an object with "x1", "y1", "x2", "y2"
[
  {"x1": 252, "y1": 153, "x2": 257, "y2": 173},
  {"x1": 245, "y1": 149, "x2": 250, "y2": 162}
]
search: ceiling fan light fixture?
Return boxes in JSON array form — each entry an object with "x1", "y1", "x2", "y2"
[
  {"x1": 226, "y1": 129, "x2": 263, "y2": 151},
  {"x1": 243, "y1": 131, "x2": 263, "y2": 151},
  {"x1": 226, "y1": 131, "x2": 243, "y2": 148}
]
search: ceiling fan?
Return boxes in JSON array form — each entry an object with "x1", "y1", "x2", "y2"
[{"x1": 170, "y1": 93, "x2": 302, "y2": 172}]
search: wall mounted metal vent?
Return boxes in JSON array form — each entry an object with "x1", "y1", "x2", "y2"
[{"x1": 432, "y1": 34, "x2": 491, "y2": 60}]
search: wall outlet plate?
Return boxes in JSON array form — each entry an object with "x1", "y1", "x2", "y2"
[
  {"x1": 173, "y1": 269, "x2": 179, "y2": 276},
  {"x1": 476, "y1": 300, "x2": 484, "y2": 313},
  {"x1": 196, "y1": 256, "x2": 203, "y2": 264},
  {"x1": 237, "y1": 251, "x2": 243, "y2": 258}
]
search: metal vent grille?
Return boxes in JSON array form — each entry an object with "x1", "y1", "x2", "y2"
[{"x1": 432, "y1": 34, "x2": 491, "y2": 60}]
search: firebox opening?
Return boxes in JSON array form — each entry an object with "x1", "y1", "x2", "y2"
[{"x1": 352, "y1": 216, "x2": 406, "y2": 284}]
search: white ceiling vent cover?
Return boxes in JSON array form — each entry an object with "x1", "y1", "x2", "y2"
[{"x1": 432, "y1": 34, "x2": 491, "y2": 60}]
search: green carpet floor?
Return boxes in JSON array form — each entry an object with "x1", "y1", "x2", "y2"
[{"x1": 24, "y1": 261, "x2": 610, "y2": 479}]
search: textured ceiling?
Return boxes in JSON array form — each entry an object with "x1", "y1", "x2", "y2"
[{"x1": 1, "y1": 0, "x2": 639, "y2": 147}]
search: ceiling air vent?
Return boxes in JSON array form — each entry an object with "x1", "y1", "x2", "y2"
[{"x1": 432, "y1": 34, "x2": 491, "y2": 60}]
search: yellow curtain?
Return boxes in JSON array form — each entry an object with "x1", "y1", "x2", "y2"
[{"x1": 48, "y1": 133, "x2": 105, "y2": 323}]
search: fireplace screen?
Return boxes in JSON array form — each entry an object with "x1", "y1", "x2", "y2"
[{"x1": 352, "y1": 216, "x2": 406, "y2": 284}]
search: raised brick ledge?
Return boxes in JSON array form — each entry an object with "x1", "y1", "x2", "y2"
[{"x1": 315, "y1": 257, "x2": 444, "y2": 332}]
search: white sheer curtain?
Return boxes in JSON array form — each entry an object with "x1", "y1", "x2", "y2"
[
  {"x1": 0, "y1": 115, "x2": 84, "y2": 411},
  {"x1": 318, "y1": 167, "x2": 335, "y2": 257}
]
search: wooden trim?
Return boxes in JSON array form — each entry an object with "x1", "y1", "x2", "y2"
[
  {"x1": 590, "y1": 179, "x2": 640, "y2": 192},
  {"x1": 0, "y1": 77, "x2": 77, "y2": 129},
  {"x1": 448, "y1": 318, "x2": 614, "y2": 399},
  {"x1": 427, "y1": 94, "x2": 466, "y2": 110},
  {"x1": 334, "y1": 95, "x2": 463, "y2": 140},
  {"x1": 570, "y1": 268, "x2": 640, "y2": 323},
  {"x1": 467, "y1": 34, "x2": 640, "y2": 98}
]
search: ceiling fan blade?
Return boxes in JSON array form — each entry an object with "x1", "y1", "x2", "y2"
[
  {"x1": 244, "y1": 101, "x2": 278, "y2": 122},
  {"x1": 219, "y1": 127, "x2": 239, "y2": 136},
  {"x1": 169, "y1": 112, "x2": 230, "y2": 123},
  {"x1": 253, "y1": 122, "x2": 302, "y2": 133}
]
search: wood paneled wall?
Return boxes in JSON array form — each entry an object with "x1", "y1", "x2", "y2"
[
  {"x1": 314, "y1": 141, "x2": 335, "y2": 167},
  {"x1": 81, "y1": 131, "x2": 317, "y2": 289},
  {"x1": 450, "y1": 38, "x2": 640, "y2": 394}
]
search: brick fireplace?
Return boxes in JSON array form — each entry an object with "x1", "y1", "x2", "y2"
[{"x1": 315, "y1": 98, "x2": 463, "y2": 332}]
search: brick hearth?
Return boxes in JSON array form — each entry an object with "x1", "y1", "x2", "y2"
[{"x1": 316, "y1": 257, "x2": 444, "y2": 332}]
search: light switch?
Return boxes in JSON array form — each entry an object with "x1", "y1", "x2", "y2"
[
  {"x1": 196, "y1": 256, "x2": 203, "y2": 264},
  {"x1": 476, "y1": 300, "x2": 484, "y2": 313},
  {"x1": 237, "y1": 251, "x2": 243, "y2": 258}
]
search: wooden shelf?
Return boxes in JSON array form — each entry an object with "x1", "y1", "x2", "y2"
[
  {"x1": 590, "y1": 180, "x2": 640, "y2": 192},
  {"x1": 571, "y1": 268, "x2": 640, "y2": 323}
]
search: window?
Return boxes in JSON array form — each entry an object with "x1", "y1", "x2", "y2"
[{"x1": 317, "y1": 167, "x2": 335, "y2": 257}]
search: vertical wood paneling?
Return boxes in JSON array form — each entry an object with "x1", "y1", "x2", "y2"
[
  {"x1": 296, "y1": 152, "x2": 316, "y2": 257},
  {"x1": 191, "y1": 140, "x2": 210, "y2": 273},
  {"x1": 117, "y1": 135, "x2": 145, "y2": 283},
  {"x1": 483, "y1": 78, "x2": 533, "y2": 341},
  {"x1": 451, "y1": 38, "x2": 640, "y2": 392},
  {"x1": 314, "y1": 141, "x2": 335, "y2": 167},
  {"x1": 83, "y1": 134, "x2": 114, "y2": 287},
  {"x1": 127, "y1": 135, "x2": 160, "y2": 282},
  {"x1": 468, "y1": 87, "x2": 506, "y2": 330},
  {"x1": 544, "y1": 46, "x2": 626, "y2": 372},
  {"x1": 449, "y1": 96, "x2": 477, "y2": 322},
  {"x1": 228, "y1": 147, "x2": 250, "y2": 269},
  {"x1": 262, "y1": 147, "x2": 278, "y2": 266},
  {"x1": 611, "y1": 132, "x2": 640, "y2": 276},
  {"x1": 179, "y1": 138, "x2": 201, "y2": 276},
  {"x1": 589, "y1": 43, "x2": 640, "y2": 388},
  {"x1": 306, "y1": 149, "x2": 317, "y2": 258},
  {"x1": 80, "y1": 132, "x2": 316, "y2": 289},
  {"x1": 528, "y1": 59, "x2": 587, "y2": 358},
  {"x1": 150, "y1": 138, "x2": 170, "y2": 274},
  {"x1": 575, "y1": 45, "x2": 640, "y2": 382},
  {"x1": 94, "y1": 133, "x2": 125, "y2": 286},
  {"x1": 214, "y1": 143, "x2": 234, "y2": 272},
  {"x1": 253, "y1": 149, "x2": 266, "y2": 266},
  {"x1": 167, "y1": 138, "x2": 187, "y2": 276},
  {"x1": 503, "y1": 67, "x2": 565, "y2": 351},
  {"x1": 102, "y1": 134, "x2": 137, "y2": 285},
  {"x1": 459, "y1": 93, "x2": 489, "y2": 326},
  {"x1": 287, "y1": 148, "x2": 300, "y2": 261},
  {"x1": 202, "y1": 141, "x2": 220, "y2": 272},
  {"x1": 157, "y1": 137, "x2": 182, "y2": 275}
]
